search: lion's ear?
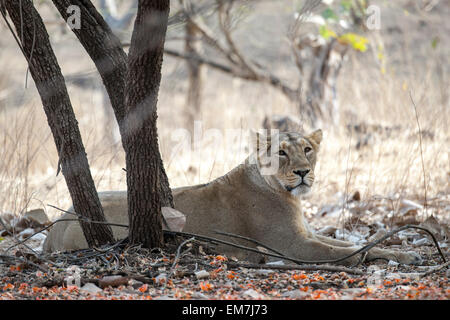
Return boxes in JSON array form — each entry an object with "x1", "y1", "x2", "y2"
[{"x1": 308, "y1": 129, "x2": 323, "y2": 145}]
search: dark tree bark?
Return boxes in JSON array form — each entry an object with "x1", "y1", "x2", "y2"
[
  {"x1": 124, "y1": 0, "x2": 170, "y2": 248},
  {"x1": 51, "y1": 0, "x2": 174, "y2": 208},
  {"x1": 2, "y1": 0, "x2": 114, "y2": 247}
]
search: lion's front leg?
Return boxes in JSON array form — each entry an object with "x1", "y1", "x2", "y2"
[
  {"x1": 293, "y1": 238, "x2": 364, "y2": 266},
  {"x1": 314, "y1": 234, "x2": 423, "y2": 265}
]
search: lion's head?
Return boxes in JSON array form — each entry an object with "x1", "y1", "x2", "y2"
[{"x1": 251, "y1": 129, "x2": 323, "y2": 197}]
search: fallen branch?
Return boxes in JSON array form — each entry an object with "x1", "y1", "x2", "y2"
[
  {"x1": 166, "y1": 237, "x2": 196, "y2": 286},
  {"x1": 420, "y1": 261, "x2": 450, "y2": 278}
]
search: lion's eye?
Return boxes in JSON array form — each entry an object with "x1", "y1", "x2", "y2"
[
  {"x1": 278, "y1": 150, "x2": 287, "y2": 156},
  {"x1": 304, "y1": 147, "x2": 312, "y2": 153}
]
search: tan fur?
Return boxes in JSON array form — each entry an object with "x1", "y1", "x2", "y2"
[{"x1": 43, "y1": 130, "x2": 422, "y2": 266}]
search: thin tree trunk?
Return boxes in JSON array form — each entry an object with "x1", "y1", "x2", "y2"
[
  {"x1": 51, "y1": 0, "x2": 174, "y2": 208},
  {"x1": 124, "y1": 0, "x2": 170, "y2": 248},
  {"x1": 185, "y1": 20, "x2": 203, "y2": 134},
  {"x1": 2, "y1": 0, "x2": 114, "y2": 247}
]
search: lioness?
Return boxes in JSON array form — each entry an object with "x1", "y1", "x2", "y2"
[{"x1": 43, "y1": 129, "x2": 422, "y2": 266}]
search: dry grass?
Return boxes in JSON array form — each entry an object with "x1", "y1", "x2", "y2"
[{"x1": 0, "y1": 0, "x2": 448, "y2": 222}]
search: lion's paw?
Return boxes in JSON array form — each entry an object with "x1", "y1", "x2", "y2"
[{"x1": 395, "y1": 251, "x2": 423, "y2": 265}]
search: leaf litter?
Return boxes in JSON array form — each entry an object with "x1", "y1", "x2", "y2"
[{"x1": 0, "y1": 195, "x2": 448, "y2": 300}]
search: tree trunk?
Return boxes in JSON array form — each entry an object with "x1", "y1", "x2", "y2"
[
  {"x1": 51, "y1": 0, "x2": 174, "y2": 208},
  {"x1": 302, "y1": 40, "x2": 347, "y2": 127},
  {"x1": 184, "y1": 20, "x2": 203, "y2": 134},
  {"x1": 124, "y1": 0, "x2": 170, "y2": 248},
  {"x1": 2, "y1": 0, "x2": 114, "y2": 247}
]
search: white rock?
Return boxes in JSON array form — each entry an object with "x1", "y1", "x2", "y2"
[
  {"x1": 388, "y1": 260, "x2": 399, "y2": 266},
  {"x1": 195, "y1": 270, "x2": 210, "y2": 279},
  {"x1": 81, "y1": 283, "x2": 102, "y2": 294},
  {"x1": 255, "y1": 269, "x2": 274, "y2": 276},
  {"x1": 282, "y1": 289, "x2": 310, "y2": 299},
  {"x1": 162, "y1": 207, "x2": 186, "y2": 232},
  {"x1": 438, "y1": 242, "x2": 448, "y2": 248},
  {"x1": 18, "y1": 228, "x2": 35, "y2": 241},
  {"x1": 266, "y1": 260, "x2": 284, "y2": 266},
  {"x1": 30, "y1": 232, "x2": 47, "y2": 241},
  {"x1": 412, "y1": 238, "x2": 430, "y2": 246},
  {"x1": 243, "y1": 289, "x2": 265, "y2": 299},
  {"x1": 192, "y1": 292, "x2": 209, "y2": 300}
]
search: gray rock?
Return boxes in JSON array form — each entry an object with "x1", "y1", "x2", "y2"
[
  {"x1": 282, "y1": 289, "x2": 310, "y2": 299},
  {"x1": 192, "y1": 292, "x2": 209, "y2": 300},
  {"x1": 162, "y1": 207, "x2": 186, "y2": 232},
  {"x1": 243, "y1": 288, "x2": 265, "y2": 299},
  {"x1": 255, "y1": 269, "x2": 274, "y2": 276},
  {"x1": 24, "y1": 209, "x2": 49, "y2": 227},
  {"x1": 81, "y1": 283, "x2": 103, "y2": 294},
  {"x1": 195, "y1": 270, "x2": 210, "y2": 279}
]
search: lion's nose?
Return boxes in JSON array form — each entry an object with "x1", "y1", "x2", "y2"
[{"x1": 293, "y1": 169, "x2": 310, "y2": 178}]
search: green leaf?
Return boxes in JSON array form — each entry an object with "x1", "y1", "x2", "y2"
[
  {"x1": 431, "y1": 37, "x2": 439, "y2": 49},
  {"x1": 321, "y1": 8, "x2": 338, "y2": 21},
  {"x1": 0, "y1": 237, "x2": 4, "y2": 242},
  {"x1": 340, "y1": 0, "x2": 353, "y2": 12},
  {"x1": 319, "y1": 25, "x2": 337, "y2": 40}
]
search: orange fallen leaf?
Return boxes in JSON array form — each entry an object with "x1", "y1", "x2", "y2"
[
  {"x1": 300, "y1": 286, "x2": 309, "y2": 292},
  {"x1": 292, "y1": 273, "x2": 307, "y2": 280},
  {"x1": 3, "y1": 283, "x2": 14, "y2": 290},
  {"x1": 138, "y1": 284, "x2": 148, "y2": 293},
  {"x1": 200, "y1": 281, "x2": 213, "y2": 291},
  {"x1": 215, "y1": 255, "x2": 227, "y2": 261}
]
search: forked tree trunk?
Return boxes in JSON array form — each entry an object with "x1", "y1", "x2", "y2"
[
  {"x1": 2, "y1": 0, "x2": 114, "y2": 247},
  {"x1": 51, "y1": 0, "x2": 174, "y2": 209},
  {"x1": 124, "y1": 0, "x2": 170, "y2": 248}
]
